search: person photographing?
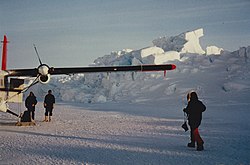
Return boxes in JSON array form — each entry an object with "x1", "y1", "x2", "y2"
[{"x1": 183, "y1": 91, "x2": 206, "y2": 151}]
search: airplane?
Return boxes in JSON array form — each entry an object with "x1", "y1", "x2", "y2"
[{"x1": 0, "y1": 35, "x2": 176, "y2": 117}]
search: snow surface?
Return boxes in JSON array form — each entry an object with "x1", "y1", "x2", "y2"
[{"x1": 1, "y1": 29, "x2": 250, "y2": 164}]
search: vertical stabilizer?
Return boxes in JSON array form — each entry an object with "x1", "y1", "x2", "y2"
[{"x1": 1, "y1": 35, "x2": 8, "y2": 70}]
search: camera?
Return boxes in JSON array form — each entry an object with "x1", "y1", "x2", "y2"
[{"x1": 182, "y1": 122, "x2": 189, "y2": 132}]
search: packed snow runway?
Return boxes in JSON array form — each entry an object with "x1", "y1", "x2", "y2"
[{"x1": 1, "y1": 100, "x2": 250, "y2": 165}]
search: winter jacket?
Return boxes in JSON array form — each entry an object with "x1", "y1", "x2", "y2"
[
  {"x1": 44, "y1": 94, "x2": 55, "y2": 108},
  {"x1": 25, "y1": 95, "x2": 37, "y2": 111},
  {"x1": 183, "y1": 98, "x2": 206, "y2": 128}
]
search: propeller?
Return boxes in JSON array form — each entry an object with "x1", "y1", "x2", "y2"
[
  {"x1": 33, "y1": 44, "x2": 43, "y2": 65},
  {"x1": 32, "y1": 44, "x2": 52, "y2": 84}
]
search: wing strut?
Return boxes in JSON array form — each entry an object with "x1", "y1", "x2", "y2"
[
  {"x1": 6, "y1": 76, "x2": 40, "y2": 103},
  {"x1": 4, "y1": 76, "x2": 40, "y2": 118},
  {"x1": 6, "y1": 110, "x2": 19, "y2": 117}
]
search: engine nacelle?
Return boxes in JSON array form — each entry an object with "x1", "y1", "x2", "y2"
[{"x1": 39, "y1": 74, "x2": 51, "y2": 84}]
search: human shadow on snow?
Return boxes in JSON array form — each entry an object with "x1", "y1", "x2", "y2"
[{"x1": 0, "y1": 129, "x2": 199, "y2": 165}]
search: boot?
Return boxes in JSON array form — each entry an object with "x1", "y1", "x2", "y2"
[
  {"x1": 43, "y1": 116, "x2": 49, "y2": 122},
  {"x1": 48, "y1": 116, "x2": 51, "y2": 122},
  {"x1": 187, "y1": 142, "x2": 195, "y2": 148},
  {"x1": 197, "y1": 144, "x2": 204, "y2": 151}
]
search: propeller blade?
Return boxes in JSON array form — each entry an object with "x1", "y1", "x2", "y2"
[{"x1": 33, "y1": 44, "x2": 42, "y2": 65}]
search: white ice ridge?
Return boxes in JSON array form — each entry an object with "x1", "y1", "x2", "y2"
[
  {"x1": 206, "y1": 46, "x2": 223, "y2": 55},
  {"x1": 153, "y1": 28, "x2": 206, "y2": 54}
]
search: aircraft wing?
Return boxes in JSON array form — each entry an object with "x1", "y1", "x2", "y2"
[
  {"x1": 7, "y1": 64, "x2": 176, "y2": 77},
  {"x1": 7, "y1": 68, "x2": 38, "y2": 77},
  {"x1": 50, "y1": 64, "x2": 176, "y2": 75}
]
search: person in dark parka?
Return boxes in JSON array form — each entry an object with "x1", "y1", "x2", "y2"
[
  {"x1": 183, "y1": 91, "x2": 206, "y2": 151},
  {"x1": 43, "y1": 90, "x2": 55, "y2": 122},
  {"x1": 25, "y1": 92, "x2": 37, "y2": 121}
]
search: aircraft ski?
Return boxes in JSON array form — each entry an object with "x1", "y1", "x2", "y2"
[{"x1": 0, "y1": 35, "x2": 176, "y2": 117}]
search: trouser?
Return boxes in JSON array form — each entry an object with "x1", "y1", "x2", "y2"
[
  {"x1": 45, "y1": 107, "x2": 53, "y2": 116},
  {"x1": 28, "y1": 110, "x2": 35, "y2": 120},
  {"x1": 190, "y1": 127, "x2": 204, "y2": 145},
  {"x1": 31, "y1": 111, "x2": 35, "y2": 120}
]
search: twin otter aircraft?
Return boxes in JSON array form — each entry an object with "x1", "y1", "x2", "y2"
[{"x1": 0, "y1": 35, "x2": 176, "y2": 117}]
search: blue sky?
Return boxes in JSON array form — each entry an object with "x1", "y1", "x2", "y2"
[{"x1": 1, "y1": 0, "x2": 250, "y2": 69}]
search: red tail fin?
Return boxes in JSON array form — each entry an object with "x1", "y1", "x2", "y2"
[{"x1": 1, "y1": 35, "x2": 8, "y2": 70}]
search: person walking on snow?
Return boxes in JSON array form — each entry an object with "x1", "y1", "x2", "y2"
[
  {"x1": 183, "y1": 91, "x2": 206, "y2": 151},
  {"x1": 25, "y1": 92, "x2": 37, "y2": 121},
  {"x1": 43, "y1": 90, "x2": 55, "y2": 122}
]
